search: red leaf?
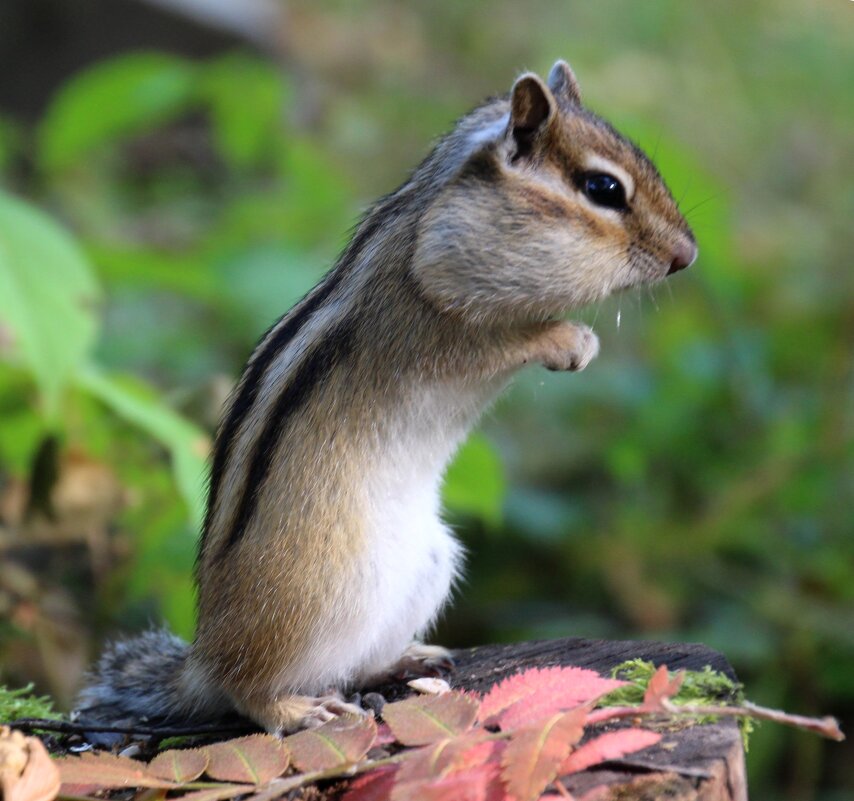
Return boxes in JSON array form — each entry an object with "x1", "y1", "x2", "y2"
[
  {"x1": 395, "y1": 734, "x2": 499, "y2": 784},
  {"x1": 393, "y1": 763, "x2": 505, "y2": 801},
  {"x1": 383, "y1": 692, "x2": 479, "y2": 746},
  {"x1": 56, "y1": 753, "x2": 176, "y2": 789},
  {"x1": 643, "y1": 666, "x2": 684, "y2": 710},
  {"x1": 375, "y1": 722, "x2": 397, "y2": 746},
  {"x1": 558, "y1": 728, "x2": 661, "y2": 775},
  {"x1": 204, "y1": 734, "x2": 289, "y2": 784},
  {"x1": 341, "y1": 766, "x2": 398, "y2": 801},
  {"x1": 500, "y1": 707, "x2": 586, "y2": 801},
  {"x1": 147, "y1": 748, "x2": 208, "y2": 782},
  {"x1": 284, "y1": 713, "x2": 377, "y2": 771},
  {"x1": 480, "y1": 667, "x2": 625, "y2": 730}
]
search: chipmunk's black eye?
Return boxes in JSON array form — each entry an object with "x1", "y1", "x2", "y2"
[{"x1": 582, "y1": 173, "x2": 628, "y2": 210}]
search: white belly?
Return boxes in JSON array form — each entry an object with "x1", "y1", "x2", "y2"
[{"x1": 276, "y1": 378, "x2": 496, "y2": 694}]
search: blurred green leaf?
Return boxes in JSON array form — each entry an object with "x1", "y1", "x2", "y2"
[
  {"x1": 39, "y1": 52, "x2": 197, "y2": 172},
  {"x1": 0, "y1": 116, "x2": 22, "y2": 173},
  {"x1": 0, "y1": 190, "x2": 101, "y2": 419},
  {"x1": 89, "y1": 244, "x2": 220, "y2": 302},
  {"x1": 276, "y1": 138, "x2": 355, "y2": 248},
  {"x1": 443, "y1": 433, "x2": 505, "y2": 527},
  {"x1": 75, "y1": 365, "x2": 209, "y2": 531},
  {"x1": 200, "y1": 53, "x2": 291, "y2": 170},
  {"x1": 216, "y1": 243, "x2": 324, "y2": 327}
]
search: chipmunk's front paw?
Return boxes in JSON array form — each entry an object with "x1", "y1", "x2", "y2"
[
  {"x1": 539, "y1": 322, "x2": 600, "y2": 372},
  {"x1": 394, "y1": 643, "x2": 455, "y2": 678},
  {"x1": 368, "y1": 642, "x2": 455, "y2": 685}
]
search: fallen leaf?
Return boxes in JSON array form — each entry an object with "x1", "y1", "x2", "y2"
[
  {"x1": 394, "y1": 734, "x2": 497, "y2": 785},
  {"x1": 375, "y1": 722, "x2": 397, "y2": 746},
  {"x1": 340, "y1": 766, "x2": 398, "y2": 801},
  {"x1": 393, "y1": 763, "x2": 504, "y2": 801},
  {"x1": 132, "y1": 790, "x2": 167, "y2": 801},
  {"x1": 501, "y1": 707, "x2": 586, "y2": 801},
  {"x1": 174, "y1": 786, "x2": 256, "y2": 801},
  {"x1": 204, "y1": 735, "x2": 289, "y2": 784},
  {"x1": 643, "y1": 666, "x2": 684, "y2": 710},
  {"x1": 1, "y1": 731, "x2": 60, "y2": 801},
  {"x1": 56, "y1": 752, "x2": 176, "y2": 789},
  {"x1": 148, "y1": 747, "x2": 209, "y2": 782},
  {"x1": 480, "y1": 667, "x2": 625, "y2": 730},
  {"x1": 55, "y1": 786, "x2": 99, "y2": 798},
  {"x1": 284, "y1": 713, "x2": 377, "y2": 771},
  {"x1": 558, "y1": 729, "x2": 661, "y2": 775},
  {"x1": 383, "y1": 692, "x2": 479, "y2": 746}
]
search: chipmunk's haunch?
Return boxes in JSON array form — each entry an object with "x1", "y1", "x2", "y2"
[{"x1": 78, "y1": 61, "x2": 696, "y2": 733}]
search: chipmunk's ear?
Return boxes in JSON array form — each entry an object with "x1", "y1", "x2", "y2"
[
  {"x1": 509, "y1": 73, "x2": 556, "y2": 157},
  {"x1": 547, "y1": 60, "x2": 582, "y2": 105}
]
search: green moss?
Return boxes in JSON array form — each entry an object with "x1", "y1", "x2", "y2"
[
  {"x1": 599, "y1": 660, "x2": 755, "y2": 748},
  {"x1": 0, "y1": 684, "x2": 60, "y2": 723}
]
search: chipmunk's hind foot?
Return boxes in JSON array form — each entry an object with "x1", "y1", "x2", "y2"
[{"x1": 243, "y1": 691, "x2": 366, "y2": 736}]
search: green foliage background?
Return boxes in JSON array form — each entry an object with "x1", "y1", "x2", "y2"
[{"x1": 0, "y1": 1, "x2": 851, "y2": 798}]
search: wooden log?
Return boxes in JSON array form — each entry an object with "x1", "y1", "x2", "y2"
[{"x1": 367, "y1": 637, "x2": 748, "y2": 801}]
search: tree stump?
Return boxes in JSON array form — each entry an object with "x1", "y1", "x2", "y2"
[{"x1": 367, "y1": 637, "x2": 748, "y2": 801}]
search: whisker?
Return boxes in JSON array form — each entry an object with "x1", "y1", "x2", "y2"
[
  {"x1": 683, "y1": 192, "x2": 723, "y2": 218},
  {"x1": 677, "y1": 176, "x2": 694, "y2": 209},
  {"x1": 646, "y1": 285, "x2": 661, "y2": 313},
  {"x1": 651, "y1": 131, "x2": 663, "y2": 167},
  {"x1": 591, "y1": 299, "x2": 604, "y2": 328}
]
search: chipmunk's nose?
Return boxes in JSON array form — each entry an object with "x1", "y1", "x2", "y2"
[{"x1": 667, "y1": 239, "x2": 698, "y2": 275}]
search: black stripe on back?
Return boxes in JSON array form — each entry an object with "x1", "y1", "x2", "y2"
[
  {"x1": 200, "y1": 210, "x2": 388, "y2": 553},
  {"x1": 219, "y1": 319, "x2": 357, "y2": 555},
  {"x1": 200, "y1": 274, "x2": 341, "y2": 550}
]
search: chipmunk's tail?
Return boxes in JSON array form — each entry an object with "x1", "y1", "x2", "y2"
[{"x1": 74, "y1": 629, "x2": 233, "y2": 731}]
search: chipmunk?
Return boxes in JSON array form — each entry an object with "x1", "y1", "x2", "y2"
[{"x1": 76, "y1": 61, "x2": 696, "y2": 734}]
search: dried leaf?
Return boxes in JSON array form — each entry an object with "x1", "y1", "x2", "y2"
[
  {"x1": 393, "y1": 763, "x2": 504, "y2": 801},
  {"x1": 147, "y1": 747, "x2": 209, "y2": 782},
  {"x1": 383, "y1": 692, "x2": 479, "y2": 746},
  {"x1": 558, "y1": 729, "x2": 661, "y2": 775},
  {"x1": 204, "y1": 734, "x2": 289, "y2": 784},
  {"x1": 375, "y1": 722, "x2": 397, "y2": 746},
  {"x1": 394, "y1": 735, "x2": 497, "y2": 785},
  {"x1": 284, "y1": 713, "x2": 377, "y2": 771},
  {"x1": 643, "y1": 666, "x2": 684, "y2": 710},
  {"x1": 340, "y1": 766, "x2": 397, "y2": 801},
  {"x1": 2, "y1": 733, "x2": 60, "y2": 801},
  {"x1": 132, "y1": 790, "x2": 167, "y2": 801},
  {"x1": 480, "y1": 667, "x2": 625, "y2": 730},
  {"x1": 501, "y1": 707, "x2": 586, "y2": 801},
  {"x1": 174, "y1": 786, "x2": 256, "y2": 801},
  {"x1": 56, "y1": 785, "x2": 99, "y2": 797},
  {"x1": 56, "y1": 752, "x2": 176, "y2": 789}
]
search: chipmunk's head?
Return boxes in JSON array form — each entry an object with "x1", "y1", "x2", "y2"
[{"x1": 412, "y1": 60, "x2": 697, "y2": 322}]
